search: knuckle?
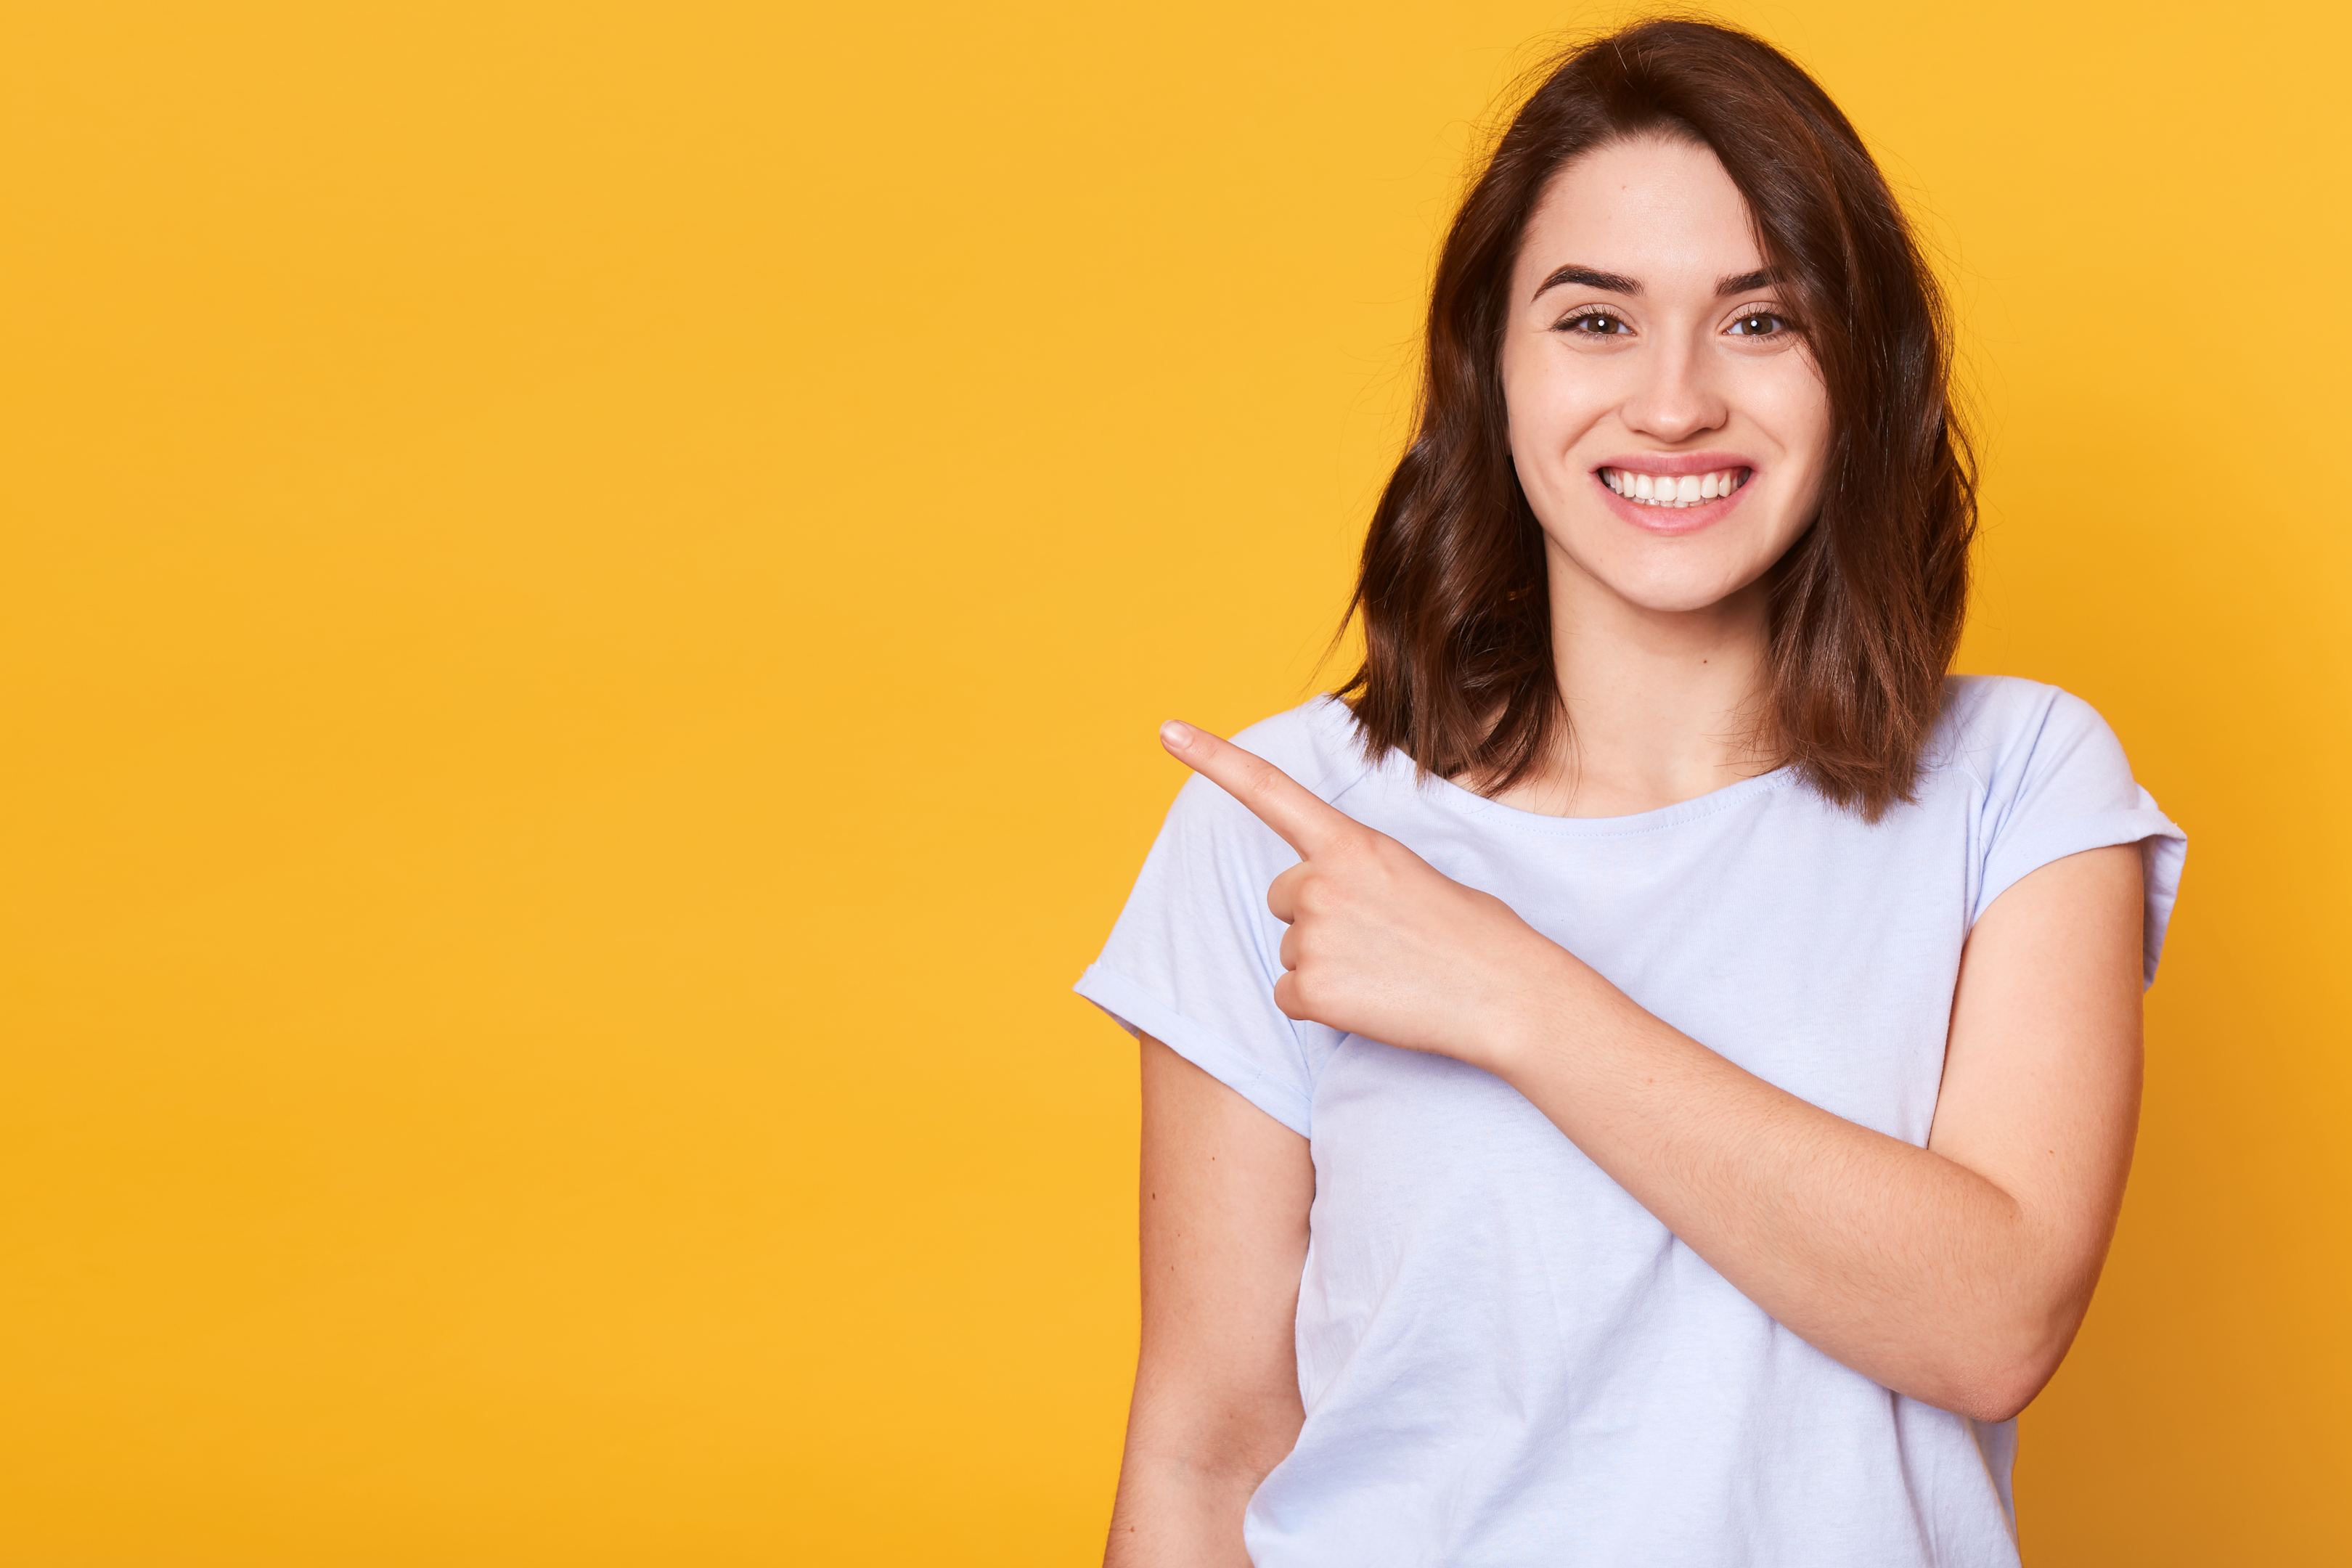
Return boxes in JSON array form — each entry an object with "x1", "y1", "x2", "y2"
[{"x1": 1272, "y1": 975, "x2": 1306, "y2": 1020}]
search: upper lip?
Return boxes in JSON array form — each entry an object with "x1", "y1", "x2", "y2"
[{"x1": 1593, "y1": 452, "x2": 1756, "y2": 478}]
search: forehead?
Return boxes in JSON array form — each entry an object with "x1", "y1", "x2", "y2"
[{"x1": 1514, "y1": 135, "x2": 1763, "y2": 290}]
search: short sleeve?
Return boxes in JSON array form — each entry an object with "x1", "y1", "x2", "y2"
[
  {"x1": 1075, "y1": 769, "x2": 1316, "y2": 1135},
  {"x1": 1967, "y1": 685, "x2": 2186, "y2": 988}
]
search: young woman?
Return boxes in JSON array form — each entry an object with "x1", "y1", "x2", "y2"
[{"x1": 1077, "y1": 20, "x2": 2185, "y2": 1567}]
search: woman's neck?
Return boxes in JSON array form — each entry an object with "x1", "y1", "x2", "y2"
[{"x1": 1486, "y1": 560, "x2": 1778, "y2": 819}]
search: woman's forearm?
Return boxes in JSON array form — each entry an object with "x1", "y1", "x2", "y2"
[
  {"x1": 1475, "y1": 848, "x2": 2141, "y2": 1422},
  {"x1": 1489, "y1": 975, "x2": 2054, "y2": 1418}
]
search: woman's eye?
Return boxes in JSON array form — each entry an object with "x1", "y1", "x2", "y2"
[
  {"x1": 1727, "y1": 311, "x2": 1789, "y2": 337},
  {"x1": 1556, "y1": 311, "x2": 1628, "y2": 335}
]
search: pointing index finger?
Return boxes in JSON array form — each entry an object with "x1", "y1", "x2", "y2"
[{"x1": 1160, "y1": 720, "x2": 1354, "y2": 857}]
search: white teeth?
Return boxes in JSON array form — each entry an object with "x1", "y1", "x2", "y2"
[{"x1": 1600, "y1": 467, "x2": 1747, "y2": 508}]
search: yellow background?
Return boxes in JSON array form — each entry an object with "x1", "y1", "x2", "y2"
[{"x1": 3, "y1": 1, "x2": 2344, "y2": 1561}]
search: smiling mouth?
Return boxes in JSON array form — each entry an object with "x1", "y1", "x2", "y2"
[{"x1": 1600, "y1": 467, "x2": 1749, "y2": 508}]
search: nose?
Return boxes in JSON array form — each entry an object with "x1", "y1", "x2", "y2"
[{"x1": 1620, "y1": 332, "x2": 1729, "y2": 444}]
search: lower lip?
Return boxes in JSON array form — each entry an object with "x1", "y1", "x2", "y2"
[{"x1": 1596, "y1": 470, "x2": 1752, "y2": 535}]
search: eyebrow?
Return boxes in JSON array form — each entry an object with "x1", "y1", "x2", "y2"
[
  {"x1": 1532, "y1": 264, "x2": 1641, "y2": 300},
  {"x1": 1530, "y1": 264, "x2": 1782, "y2": 302}
]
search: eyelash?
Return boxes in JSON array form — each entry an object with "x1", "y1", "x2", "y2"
[
  {"x1": 1726, "y1": 306, "x2": 1794, "y2": 337},
  {"x1": 1553, "y1": 306, "x2": 1629, "y2": 335}
]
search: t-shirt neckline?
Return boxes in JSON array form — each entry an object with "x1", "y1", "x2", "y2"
[{"x1": 1312, "y1": 695, "x2": 1799, "y2": 839}]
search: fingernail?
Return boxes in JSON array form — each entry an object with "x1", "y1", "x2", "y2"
[{"x1": 1159, "y1": 720, "x2": 1194, "y2": 749}]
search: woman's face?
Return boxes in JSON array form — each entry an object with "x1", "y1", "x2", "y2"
[{"x1": 1501, "y1": 135, "x2": 1832, "y2": 616}]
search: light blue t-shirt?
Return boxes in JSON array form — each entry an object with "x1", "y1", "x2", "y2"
[{"x1": 1077, "y1": 675, "x2": 2185, "y2": 1568}]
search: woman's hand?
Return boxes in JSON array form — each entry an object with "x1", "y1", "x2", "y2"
[{"x1": 1159, "y1": 719, "x2": 1573, "y2": 1070}]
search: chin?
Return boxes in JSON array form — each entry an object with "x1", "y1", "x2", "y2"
[{"x1": 1585, "y1": 552, "x2": 1777, "y2": 616}]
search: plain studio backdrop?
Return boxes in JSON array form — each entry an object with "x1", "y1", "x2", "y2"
[{"x1": 1, "y1": 1, "x2": 2344, "y2": 1561}]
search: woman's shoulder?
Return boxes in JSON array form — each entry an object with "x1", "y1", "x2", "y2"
[{"x1": 1932, "y1": 673, "x2": 2134, "y2": 796}]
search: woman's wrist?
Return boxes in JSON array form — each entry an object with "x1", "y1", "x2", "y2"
[{"x1": 1469, "y1": 936, "x2": 1606, "y2": 1082}]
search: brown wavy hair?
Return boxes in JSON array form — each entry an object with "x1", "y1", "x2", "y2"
[{"x1": 1338, "y1": 17, "x2": 1974, "y2": 820}]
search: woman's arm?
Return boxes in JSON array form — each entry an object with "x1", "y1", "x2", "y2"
[
  {"x1": 1105, "y1": 1035, "x2": 1312, "y2": 1567},
  {"x1": 1161, "y1": 720, "x2": 2144, "y2": 1423},
  {"x1": 1489, "y1": 844, "x2": 2142, "y2": 1422}
]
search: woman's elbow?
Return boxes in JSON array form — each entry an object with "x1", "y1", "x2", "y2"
[
  {"x1": 1927, "y1": 1315, "x2": 2082, "y2": 1423},
  {"x1": 1940, "y1": 1362, "x2": 2052, "y2": 1424}
]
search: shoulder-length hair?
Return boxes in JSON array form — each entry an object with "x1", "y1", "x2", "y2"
[{"x1": 1339, "y1": 17, "x2": 1974, "y2": 820}]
